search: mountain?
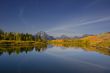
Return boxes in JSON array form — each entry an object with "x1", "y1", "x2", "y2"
[
  {"x1": 47, "y1": 35, "x2": 55, "y2": 40},
  {"x1": 36, "y1": 31, "x2": 55, "y2": 40},
  {"x1": 55, "y1": 35, "x2": 84, "y2": 39},
  {"x1": 55, "y1": 35, "x2": 70, "y2": 39},
  {"x1": 35, "y1": 31, "x2": 110, "y2": 42}
]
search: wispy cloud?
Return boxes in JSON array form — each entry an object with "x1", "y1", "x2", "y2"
[
  {"x1": 83, "y1": 0, "x2": 101, "y2": 9},
  {"x1": 73, "y1": 16, "x2": 110, "y2": 28},
  {"x1": 19, "y1": 7, "x2": 24, "y2": 17},
  {"x1": 46, "y1": 0, "x2": 109, "y2": 37},
  {"x1": 46, "y1": 16, "x2": 110, "y2": 36},
  {"x1": 19, "y1": 7, "x2": 27, "y2": 25}
]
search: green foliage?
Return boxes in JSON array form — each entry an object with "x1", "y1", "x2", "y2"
[
  {"x1": 0, "y1": 29, "x2": 4, "y2": 40},
  {"x1": 0, "y1": 29, "x2": 47, "y2": 46},
  {"x1": 0, "y1": 30, "x2": 47, "y2": 43},
  {"x1": 0, "y1": 29, "x2": 4, "y2": 34}
]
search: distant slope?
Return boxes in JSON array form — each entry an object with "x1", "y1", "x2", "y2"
[
  {"x1": 36, "y1": 31, "x2": 55, "y2": 40},
  {"x1": 82, "y1": 32, "x2": 110, "y2": 42},
  {"x1": 50, "y1": 32, "x2": 110, "y2": 48},
  {"x1": 81, "y1": 32, "x2": 110, "y2": 47}
]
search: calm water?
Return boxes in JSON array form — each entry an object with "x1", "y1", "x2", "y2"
[{"x1": 0, "y1": 44, "x2": 110, "y2": 73}]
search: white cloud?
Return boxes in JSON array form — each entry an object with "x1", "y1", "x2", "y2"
[
  {"x1": 46, "y1": 16, "x2": 110, "y2": 36},
  {"x1": 19, "y1": 7, "x2": 28, "y2": 25}
]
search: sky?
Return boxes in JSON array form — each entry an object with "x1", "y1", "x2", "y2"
[{"x1": 0, "y1": 0, "x2": 110, "y2": 37}]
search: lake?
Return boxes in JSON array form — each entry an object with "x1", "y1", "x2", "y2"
[{"x1": 0, "y1": 44, "x2": 110, "y2": 73}]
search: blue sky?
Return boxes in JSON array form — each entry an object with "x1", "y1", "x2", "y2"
[{"x1": 0, "y1": 0, "x2": 110, "y2": 36}]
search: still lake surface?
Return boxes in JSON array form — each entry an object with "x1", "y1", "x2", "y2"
[{"x1": 0, "y1": 44, "x2": 110, "y2": 73}]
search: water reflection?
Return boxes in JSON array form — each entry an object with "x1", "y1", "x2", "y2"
[
  {"x1": 0, "y1": 43, "x2": 110, "y2": 56},
  {"x1": 0, "y1": 43, "x2": 48, "y2": 56},
  {"x1": 51, "y1": 43, "x2": 110, "y2": 56},
  {"x1": 35, "y1": 43, "x2": 47, "y2": 52}
]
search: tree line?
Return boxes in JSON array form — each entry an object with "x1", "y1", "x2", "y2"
[{"x1": 0, "y1": 29, "x2": 47, "y2": 42}]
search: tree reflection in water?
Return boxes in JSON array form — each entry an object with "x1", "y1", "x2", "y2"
[
  {"x1": 0, "y1": 43, "x2": 48, "y2": 56},
  {"x1": 35, "y1": 43, "x2": 47, "y2": 52}
]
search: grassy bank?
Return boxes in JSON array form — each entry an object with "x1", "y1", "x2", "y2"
[{"x1": 0, "y1": 40, "x2": 47, "y2": 46}]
